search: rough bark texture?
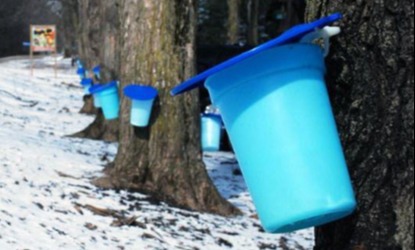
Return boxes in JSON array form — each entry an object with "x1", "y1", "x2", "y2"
[
  {"x1": 247, "y1": 0, "x2": 259, "y2": 45},
  {"x1": 71, "y1": 0, "x2": 121, "y2": 142},
  {"x1": 95, "y1": 0, "x2": 239, "y2": 216},
  {"x1": 227, "y1": 0, "x2": 241, "y2": 44},
  {"x1": 79, "y1": 95, "x2": 95, "y2": 115},
  {"x1": 305, "y1": 1, "x2": 414, "y2": 249},
  {"x1": 61, "y1": 0, "x2": 79, "y2": 58}
]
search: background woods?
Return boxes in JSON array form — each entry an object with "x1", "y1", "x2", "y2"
[{"x1": 0, "y1": 0, "x2": 61, "y2": 57}]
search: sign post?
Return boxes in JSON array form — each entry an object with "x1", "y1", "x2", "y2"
[{"x1": 30, "y1": 25, "x2": 57, "y2": 77}]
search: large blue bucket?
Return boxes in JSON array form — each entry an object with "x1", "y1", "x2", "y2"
[
  {"x1": 123, "y1": 85, "x2": 158, "y2": 127},
  {"x1": 90, "y1": 81, "x2": 119, "y2": 120},
  {"x1": 201, "y1": 114, "x2": 222, "y2": 152},
  {"x1": 205, "y1": 44, "x2": 356, "y2": 233}
]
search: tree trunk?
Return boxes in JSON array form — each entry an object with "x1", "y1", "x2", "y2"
[
  {"x1": 94, "y1": 0, "x2": 240, "y2": 216},
  {"x1": 71, "y1": 0, "x2": 121, "y2": 142},
  {"x1": 75, "y1": 0, "x2": 100, "y2": 116},
  {"x1": 246, "y1": 0, "x2": 259, "y2": 45},
  {"x1": 227, "y1": 0, "x2": 241, "y2": 45},
  {"x1": 76, "y1": 0, "x2": 101, "y2": 70},
  {"x1": 61, "y1": 0, "x2": 79, "y2": 58},
  {"x1": 305, "y1": 1, "x2": 414, "y2": 249}
]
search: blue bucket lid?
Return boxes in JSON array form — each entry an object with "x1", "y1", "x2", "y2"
[
  {"x1": 89, "y1": 81, "x2": 118, "y2": 94},
  {"x1": 77, "y1": 68, "x2": 85, "y2": 75},
  {"x1": 89, "y1": 84, "x2": 102, "y2": 93},
  {"x1": 171, "y1": 13, "x2": 342, "y2": 96},
  {"x1": 124, "y1": 85, "x2": 158, "y2": 101},
  {"x1": 93, "y1": 65, "x2": 101, "y2": 74},
  {"x1": 81, "y1": 78, "x2": 93, "y2": 86}
]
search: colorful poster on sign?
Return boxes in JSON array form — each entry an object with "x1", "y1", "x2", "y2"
[{"x1": 30, "y1": 25, "x2": 56, "y2": 52}]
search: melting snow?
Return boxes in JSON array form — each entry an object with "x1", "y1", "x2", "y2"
[{"x1": 0, "y1": 56, "x2": 314, "y2": 249}]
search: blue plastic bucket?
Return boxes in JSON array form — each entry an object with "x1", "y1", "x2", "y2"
[
  {"x1": 77, "y1": 68, "x2": 86, "y2": 79},
  {"x1": 201, "y1": 114, "x2": 222, "y2": 152},
  {"x1": 89, "y1": 84, "x2": 102, "y2": 108},
  {"x1": 80, "y1": 78, "x2": 93, "y2": 95},
  {"x1": 93, "y1": 65, "x2": 101, "y2": 80},
  {"x1": 123, "y1": 85, "x2": 158, "y2": 127},
  {"x1": 90, "y1": 81, "x2": 119, "y2": 120},
  {"x1": 205, "y1": 43, "x2": 356, "y2": 233}
]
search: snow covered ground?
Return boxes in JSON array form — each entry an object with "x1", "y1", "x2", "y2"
[{"x1": 0, "y1": 56, "x2": 314, "y2": 250}]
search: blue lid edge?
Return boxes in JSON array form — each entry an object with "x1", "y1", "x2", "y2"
[
  {"x1": 123, "y1": 84, "x2": 158, "y2": 100},
  {"x1": 89, "y1": 81, "x2": 118, "y2": 94},
  {"x1": 170, "y1": 13, "x2": 342, "y2": 96}
]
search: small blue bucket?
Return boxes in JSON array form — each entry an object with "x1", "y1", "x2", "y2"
[
  {"x1": 90, "y1": 81, "x2": 119, "y2": 120},
  {"x1": 123, "y1": 85, "x2": 158, "y2": 127},
  {"x1": 205, "y1": 44, "x2": 356, "y2": 233},
  {"x1": 93, "y1": 65, "x2": 101, "y2": 80},
  {"x1": 89, "y1": 84, "x2": 102, "y2": 108},
  {"x1": 77, "y1": 68, "x2": 86, "y2": 80},
  {"x1": 201, "y1": 114, "x2": 222, "y2": 152},
  {"x1": 76, "y1": 60, "x2": 84, "y2": 69},
  {"x1": 80, "y1": 78, "x2": 93, "y2": 95}
]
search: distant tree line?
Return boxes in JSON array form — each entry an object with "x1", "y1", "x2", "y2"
[
  {"x1": 0, "y1": 0, "x2": 61, "y2": 57},
  {"x1": 198, "y1": 0, "x2": 305, "y2": 46}
]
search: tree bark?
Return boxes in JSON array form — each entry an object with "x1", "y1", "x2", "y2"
[
  {"x1": 305, "y1": 1, "x2": 414, "y2": 249},
  {"x1": 94, "y1": 0, "x2": 239, "y2": 216},
  {"x1": 227, "y1": 0, "x2": 241, "y2": 45},
  {"x1": 61, "y1": 0, "x2": 79, "y2": 58},
  {"x1": 246, "y1": 0, "x2": 259, "y2": 45},
  {"x1": 76, "y1": 0, "x2": 101, "y2": 70}
]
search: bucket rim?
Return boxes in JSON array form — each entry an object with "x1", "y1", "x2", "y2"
[
  {"x1": 89, "y1": 84, "x2": 103, "y2": 93},
  {"x1": 124, "y1": 84, "x2": 158, "y2": 101},
  {"x1": 93, "y1": 65, "x2": 100, "y2": 73},
  {"x1": 90, "y1": 81, "x2": 118, "y2": 94},
  {"x1": 205, "y1": 44, "x2": 326, "y2": 104},
  {"x1": 80, "y1": 78, "x2": 93, "y2": 86},
  {"x1": 77, "y1": 68, "x2": 85, "y2": 74}
]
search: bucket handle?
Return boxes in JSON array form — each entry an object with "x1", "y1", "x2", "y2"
[{"x1": 300, "y1": 26, "x2": 341, "y2": 57}]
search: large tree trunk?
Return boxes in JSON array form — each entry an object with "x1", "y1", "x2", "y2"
[
  {"x1": 95, "y1": 0, "x2": 239, "y2": 216},
  {"x1": 76, "y1": 0, "x2": 101, "y2": 71},
  {"x1": 305, "y1": 1, "x2": 414, "y2": 249},
  {"x1": 71, "y1": 0, "x2": 120, "y2": 142},
  {"x1": 74, "y1": 0, "x2": 101, "y2": 116},
  {"x1": 61, "y1": 0, "x2": 79, "y2": 58}
]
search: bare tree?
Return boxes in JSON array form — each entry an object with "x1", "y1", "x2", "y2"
[
  {"x1": 306, "y1": 1, "x2": 414, "y2": 249},
  {"x1": 94, "y1": 0, "x2": 239, "y2": 216},
  {"x1": 71, "y1": 0, "x2": 121, "y2": 142},
  {"x1": 61, "y1": 0, "x2": 79, "y2": 58}
]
